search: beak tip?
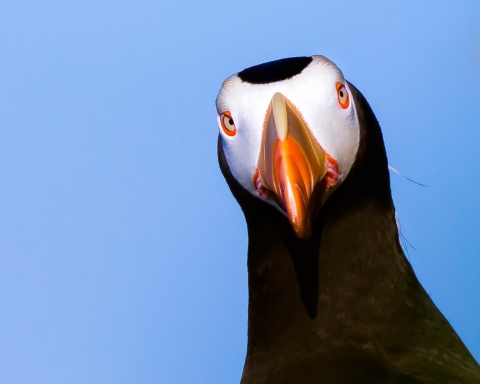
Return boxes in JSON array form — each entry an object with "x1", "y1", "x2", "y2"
[
  {"x1": 293, "y1": 224, "x2": 312, "y2": 240},
  {"x1": 290, "y1": 215, "x2": 313, "y2": 239}
]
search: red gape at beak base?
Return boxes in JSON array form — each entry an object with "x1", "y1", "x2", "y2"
[{"x1": 273, "y1": 137, "x2": 313, "y2": 239}]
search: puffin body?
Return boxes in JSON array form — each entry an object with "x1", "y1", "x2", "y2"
[{"x1": 216, "y1": 56, "x2": 480, "y2": 383}]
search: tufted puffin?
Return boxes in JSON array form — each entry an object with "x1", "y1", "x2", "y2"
[{"x1": 216, "y1": 56, "x2": 480, "y2": 383}]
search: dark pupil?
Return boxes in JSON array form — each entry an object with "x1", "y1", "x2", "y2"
[
  {"x1": 339, "y1": 90, "x2": 344, "y2": 98},
  {"x1": 228, "y1": 118, "x2": 234, "y2": 126}
]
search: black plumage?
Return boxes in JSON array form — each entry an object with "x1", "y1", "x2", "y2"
[
  {"x1": 238, "y1": 56, "x2": 313, "y2": 84},
  {"x1": 218, "y1": 82, "x2": 480, "y2": 383}
]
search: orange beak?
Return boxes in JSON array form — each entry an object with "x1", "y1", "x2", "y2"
[{"x1": 257, "y1": 92, "x2": 328, "y2": 239}]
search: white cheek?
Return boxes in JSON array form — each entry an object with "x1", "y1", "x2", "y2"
[
  {"x1": 304, "y1": 98, "x2": 359, "y2": 177},
  {"x1": 220, "y1": 85, "x2": 274, "y2": 193},
  {"x1": 324, "y1": 107, "x2": 359, "y2": 176},
  {"x1": 221, "y1": 115, "x2": 261, "y2": 194}
]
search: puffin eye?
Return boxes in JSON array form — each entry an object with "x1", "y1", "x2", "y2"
[
  {"x1": 336, "y1": 83, "x2": 350, "y2": 109},
  {"x1": 220, "y1": 111, "x2": 236, "y2": 137}
]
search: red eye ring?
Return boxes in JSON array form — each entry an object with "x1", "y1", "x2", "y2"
[
  {"x1": 220, "y1": 111, "x2": 236, "y2": 136},
  {"x1": 336, "y1": 82, "x2": 350, "y2": 109}
]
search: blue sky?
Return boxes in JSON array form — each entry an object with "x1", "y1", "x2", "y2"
[{"x1": 0, "y1": 1, "x2": 479, "y2": 383}]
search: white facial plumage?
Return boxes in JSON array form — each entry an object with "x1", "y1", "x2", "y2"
[{"x1": 216, "y1": 55, "x2": 360, "y2": 206}]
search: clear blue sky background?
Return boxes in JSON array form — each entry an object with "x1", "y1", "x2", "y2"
[{"x1": 0, "y1": 1, "x2": 479, "y2": 383}]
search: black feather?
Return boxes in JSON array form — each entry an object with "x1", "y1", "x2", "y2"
[{"x1": 238, "y1": 56, "x2": 313, "y2": 84}]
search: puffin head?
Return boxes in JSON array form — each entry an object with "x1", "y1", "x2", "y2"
[{"x1": 216, "y1": 56, "x2": 360, "y2": 239}]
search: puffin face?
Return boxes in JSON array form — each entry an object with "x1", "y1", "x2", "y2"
[{"x1": 216, "y1": 56, "x2": 360, "y2": 239}]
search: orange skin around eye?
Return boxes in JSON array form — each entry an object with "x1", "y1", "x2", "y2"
[
  {"x1": 221, "y1": 111, "x2": 236, "y2": 137},
  {"x1": 336, "y1": 82, "x2": 350, "y2": 109}
]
